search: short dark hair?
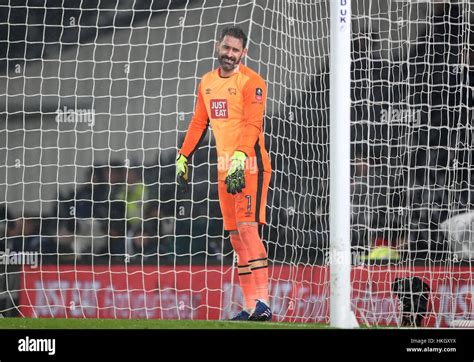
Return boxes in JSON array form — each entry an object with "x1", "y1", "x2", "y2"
[{"x1": 219, "y1": 26, "x2": 248, "y2": 49}]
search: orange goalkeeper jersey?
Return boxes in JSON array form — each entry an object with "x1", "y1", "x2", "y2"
[{"x1": 179, "y1": 64, "x2": 272, "y2": 181}]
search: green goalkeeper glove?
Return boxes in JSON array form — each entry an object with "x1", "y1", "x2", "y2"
[
  {"x1": 225, "y1": 151, "x2": 246, "y2": 194},
  {"x1": 176, "y1": 153, "x2": 189, "y2": 193}
]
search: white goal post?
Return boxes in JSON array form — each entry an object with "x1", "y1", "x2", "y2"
[
  {"x1": 330, "y1": 0, "x2": 358, "y2": 328},
  {"x1": 0, "y1": 0, "x2": 472, "y2": 327}
]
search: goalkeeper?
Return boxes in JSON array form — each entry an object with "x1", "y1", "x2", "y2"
[{"x1": 176, "y1": 26, "x2": 272, "y2": 321}]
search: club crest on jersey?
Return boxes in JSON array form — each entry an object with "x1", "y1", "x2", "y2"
[
  {"x1": 255, "y1": 87, "x2": 263, "y2": 101},
  {"x1": 210, "y1": 99, "x2": 228, "y2": 119}
]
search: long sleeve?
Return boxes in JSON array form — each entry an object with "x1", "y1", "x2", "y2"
[
  {"x1": 179, "y1": 82, "x2": 209, "y2": 158},
  {"x1": 237, "y1": 76, "x2": 266, "y2": 156}
]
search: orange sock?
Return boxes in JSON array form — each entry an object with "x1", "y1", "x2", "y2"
[
  {"x1": 229, "y1": 231, "x2": 257, "y2": 311},
  {"x1": 238, "y1": 223, "x2": 269, "y2": 304}
]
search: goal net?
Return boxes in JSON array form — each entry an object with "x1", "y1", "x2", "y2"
[
  {"x1": 350, "y1": 0, "x2": 472, "y2": 328},
  {"x1": 0, "y1": 0, "x2": 472, "y2": 327}
]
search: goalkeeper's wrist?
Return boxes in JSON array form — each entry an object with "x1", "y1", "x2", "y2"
[
  {"x1": 177, "y1": 153, "x2": 188, "y2": 162},
  {"x1": 232, "y1": 150, "x2": 247, "y2": 161}
]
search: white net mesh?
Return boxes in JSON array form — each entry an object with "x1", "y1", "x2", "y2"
[
  {"x1": 0, "y1": 0, "x2": 472, "y2": 326},
  {"x1": 350, "y1": 0, "x2": 473, "y2": 327}
]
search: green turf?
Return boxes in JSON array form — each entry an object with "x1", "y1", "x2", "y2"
[{"x1": 0, "y1": 318, "x2": 331, "y2": 329}]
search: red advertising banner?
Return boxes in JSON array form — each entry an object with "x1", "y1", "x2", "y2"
[{"x1": 19, "y1": 264, "x2": 473, "y2": 327}]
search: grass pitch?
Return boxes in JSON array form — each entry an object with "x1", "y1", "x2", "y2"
[{"x1": 0, "y1": 318, "x2": 330, "y2": 329}]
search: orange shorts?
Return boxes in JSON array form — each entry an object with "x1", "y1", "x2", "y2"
[{"x1": 218, "y1": 171, "x2": 271, "y2": 231}]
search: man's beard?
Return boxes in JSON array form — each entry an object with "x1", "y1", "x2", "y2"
[{"x1": 218, "y1": 54, "x2": 240, "y2": 71}]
